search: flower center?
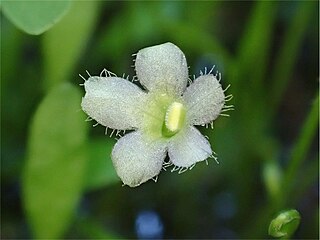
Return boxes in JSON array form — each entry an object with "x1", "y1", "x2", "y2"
[{"x1": 162, "y1": 102, "x2": 186, "y2": 137}]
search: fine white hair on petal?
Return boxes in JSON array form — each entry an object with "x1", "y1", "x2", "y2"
[
  {"x1": 81, "y1": 76, "x2": 147, "y2": 130},
  {"x1": 111, "y1": 131, "x2": 167, "y2": 187},
  {"x1": 183, "y1": 74, "x2": 225, "y2": 125},
  {"x1": 168, "y1": 126, "x2": 212, "y2": 168},
  {"x1": 135, "y1": 42, "x2": 189, "y2": 96}
]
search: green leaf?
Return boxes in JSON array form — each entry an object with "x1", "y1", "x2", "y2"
[
  {"x1": 23, "y1": 83, "x2": 88, "y2": 238},
  {"x1": 43, "y1": 1, "x2": 100, "y2": 91},
  {"x1": 85, "y1": 137, "x2": 119, "y2": 190},
  {"x1": 1, "y1": 0, "x2": 71, "y2": 35}
]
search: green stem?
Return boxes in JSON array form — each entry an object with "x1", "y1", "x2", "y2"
[
  {"x1": 282, "y1": 93, "x2": 319, "y2": 205},
  {"x1": 291, "y1": 157, "x2": 319, "y2": 205},
  {"x1": 269, "y1": 1, "x2": 316, "y2": 116}
]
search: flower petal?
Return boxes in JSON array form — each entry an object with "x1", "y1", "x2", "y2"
[
  {"x1": 168, "y1": 126, "x2": 212, "y2": 167},
  {"x1": 135, "y1": 42, "x2": 188, "y2": 96},
  {"x1": 183, "y1": 74, "x2": 225, "y2": 125},
  {"x1": 112, "y1": 131, "x2": 167, "y2": 187},
  {"x1": 81, "y1": 76, "x2": 147, "y2": 130}
]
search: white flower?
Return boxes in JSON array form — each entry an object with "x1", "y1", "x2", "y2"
[{"x1": 81, "y1": 42, "x2": 231, "y2": 187}]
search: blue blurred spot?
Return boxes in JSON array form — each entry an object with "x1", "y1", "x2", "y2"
[
  {"x1": 135, "y1": 210, "x2": 164, "y2": 239},
  {"x1": 213, "y1": 191, "x2": 237, "y2": 220}
]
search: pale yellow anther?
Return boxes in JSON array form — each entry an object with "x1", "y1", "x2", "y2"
[{"x1": 164, "y1": 102, "x2": 186, "y2": 135}]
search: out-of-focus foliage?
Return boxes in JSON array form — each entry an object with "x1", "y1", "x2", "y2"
[
  {"x1": 85, "y1": 138, "x2": 118, "y2": 190},
  {"x1": 1, "y1": 1, "x2": 318, "y2": 239},
  {"x1": 23, "y1": 83, "x2": 88, "y2": 238},
  {"x1": 43, "y1": 1, "x2": 99, "y2": 90},
  {"x1": 1, "y1": 0, "x2": 71, "y2": 35}
]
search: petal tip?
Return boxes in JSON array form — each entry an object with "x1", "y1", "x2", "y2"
[
  {"x1": 135, "y1": 42, "x2": 188, "y2": 95},
  {"x1": 111, "y1": 131, "x2": 167, "y2": 187}
]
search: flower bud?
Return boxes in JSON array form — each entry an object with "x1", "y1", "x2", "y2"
[{"x1": 268, "y1": 209, "x2": 301, "y2": 238}]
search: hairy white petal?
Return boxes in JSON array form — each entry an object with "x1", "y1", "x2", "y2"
[
  {"x1": 183, "y1": 74, "x2": 225, "y2": 125},
  {"x1": 81, "y1": 77, "x2": 147, "y2": 130},
  {"x1": 135, "y1": 42, "x2": 188, "y2": 96},
  {"x1": 168, "y1": 126, "x2": 212, "y2": 167},
  {"x1": 112, "y1": 131, "x2": 167, "y2": 187}
]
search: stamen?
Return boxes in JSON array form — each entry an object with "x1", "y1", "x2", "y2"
[{"x1": 162, "y1": 102, "x2": 186, "y2": 137}]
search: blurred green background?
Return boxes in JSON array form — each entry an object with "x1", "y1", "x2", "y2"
[{"x1": 1, "y1": 1, "x2": 319, "y2": 239}]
